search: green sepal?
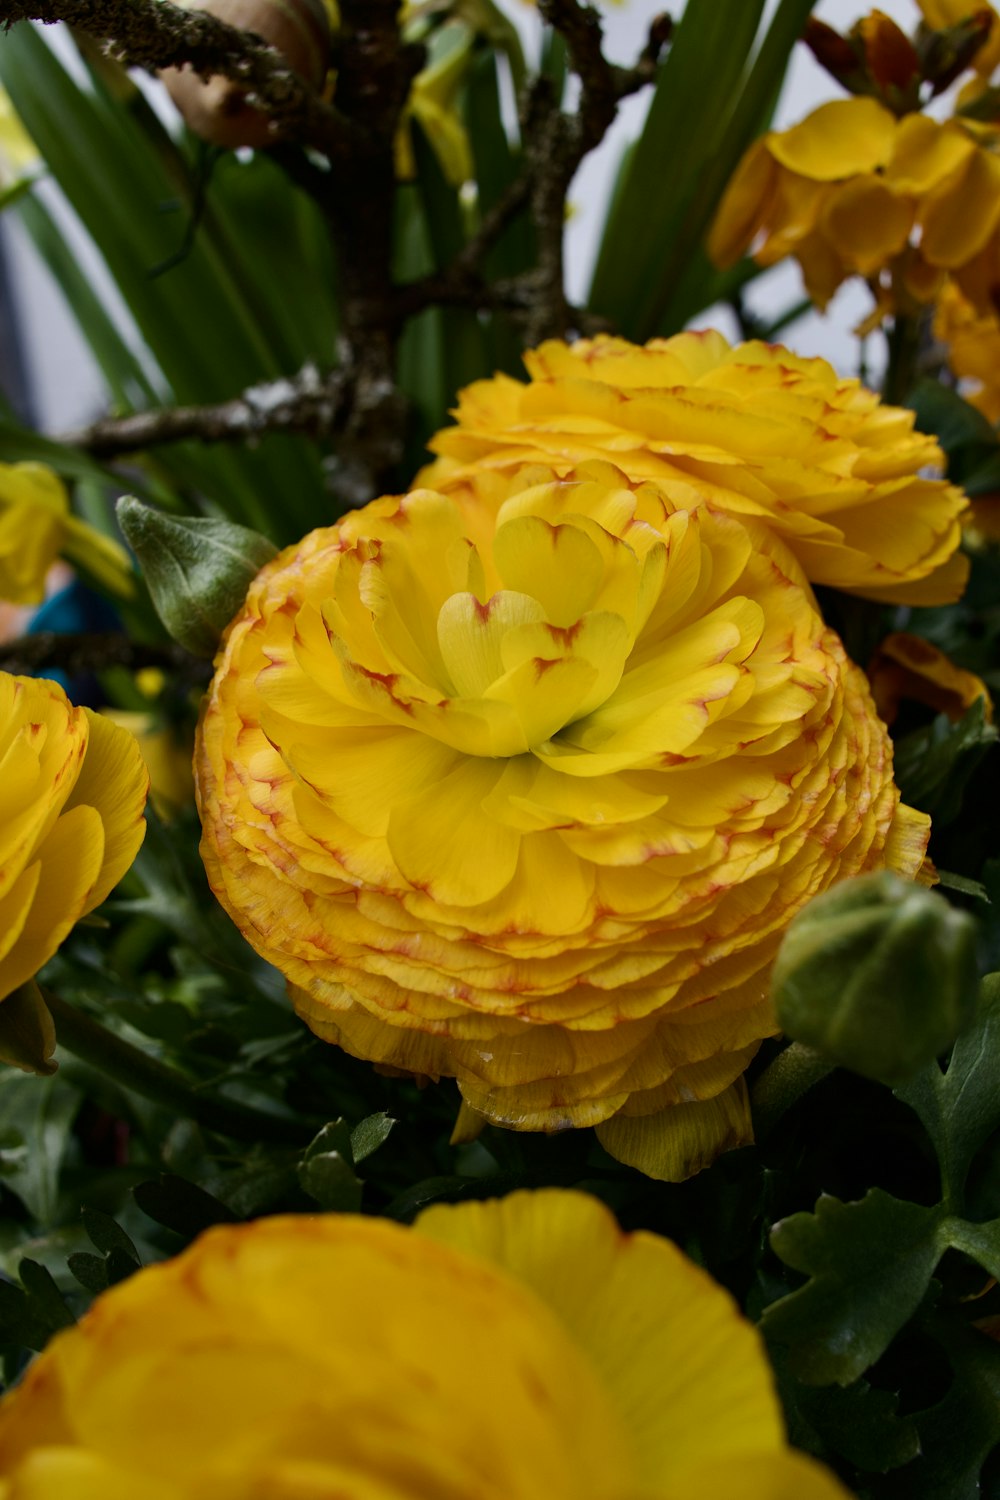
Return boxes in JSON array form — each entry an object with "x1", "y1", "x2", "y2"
[
  {"x1": 0, "y1": 980, "x2": 58, "y2": 1078},
  {"x1": 116, "y1": 496, "x2": 277, "y2": 658},
  {"x1": 771, "y1": 871, "x2": 979, "y2": 1087}
]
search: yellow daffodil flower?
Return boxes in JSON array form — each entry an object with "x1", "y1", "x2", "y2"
[{"x1": 0, "y1": 1191, "x2": 850, "y2": 1500}]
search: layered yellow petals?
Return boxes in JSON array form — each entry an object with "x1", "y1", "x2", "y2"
[
  {"x1": 422, "y1": 335, "x2": 968, "y2": 606},
  {"x1": 0, "y1": 674, "x2": 148, "y2": 1006},
  {"x1": 0, "y1": 1192, "x2": 850, "y2": 1500},
  {"x1": 0, "y1": 463, "x2": 133, "y2": 606},
  {"x1": 710, "y1": 95, "x2": 1000, "y2": 322},
  {"x1": 196, "y1": 461, "x2": 928, "y2": 1174}
]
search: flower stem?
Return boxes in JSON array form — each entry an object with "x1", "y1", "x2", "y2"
[
  {"x1": 750, "y1": 1041, "x2": 835, "y2": 1142},
  {"x1": 883, "y1": 312, "x2": 923, "y2": 405},
  {"x1": 43, "y1": 989, "x2": 307, "y2": 1146}
]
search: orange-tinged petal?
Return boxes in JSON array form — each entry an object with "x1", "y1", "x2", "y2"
[{"x1": 595, "y1": 1077, "x2": 753, "y2": 1182}]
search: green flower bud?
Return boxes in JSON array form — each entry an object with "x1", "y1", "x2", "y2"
[
  {"x1": 117, "y1": 497, "x2": 277, "y2": 659},
  {"x1": 771, "y1": 871, "x2": 979, "y2": 1086}
]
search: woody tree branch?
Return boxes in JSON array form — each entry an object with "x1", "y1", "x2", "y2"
[
  {"x1": 3, "y1": 0, "x2": 667, "y2": 473},
  {"x1": 0, "y1": 0, "x2": 356, "y2": 156}
]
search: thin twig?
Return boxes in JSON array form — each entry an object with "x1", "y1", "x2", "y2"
[
  {"x1": 62, "y1": 366, "x2": 349, "y2": 459},
  {"x1": 0, "y1": 631, "x2": 203, "y2": 680},
  {"x1": 0, "y1": 0, "x2": 356, "y2": 158}
]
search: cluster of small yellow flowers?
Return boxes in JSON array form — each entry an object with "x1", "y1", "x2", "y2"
[
  {"x1": 709, "y1": 98, "x2": 1000, "y2": 322},
  {"x1": 933, "y1": 280, "x2": 1000, "y2": 423},
  {"x1": 0, "y1": 462, "x2": 133, "y2": 606},
  {"x1": 0, "y1": 1190, "x2": 850, "y2": 1500},
  {"x1": 709, "y1": 4, "x2": 1000, "y2": 335},
  {"x1": 196, "y1": 329, "x2": 948, "y2": 1180},
  {"x1": 0, "y1": 673, "x2": 148, "y2": 1006}
]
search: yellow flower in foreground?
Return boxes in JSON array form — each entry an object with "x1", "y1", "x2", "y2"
[
  {"x1": 0, "y1": 673, "x2": 148, "y2": 1003},
  {"x1": 422, "y1": 331, "x2": 969, "y2": 606},
  {"x1": 0, "y1": 463, "x2": 133, "y2": 606},
  {"x1": 196, "y1": 459, "x2": 929, "y2": 1179},
  {"x1": 709, "y1": 95, "x2": 1000, "y2": 323},
  {"x1": 0, "y1": 1191, "x2": 850, "y2": 1500}
]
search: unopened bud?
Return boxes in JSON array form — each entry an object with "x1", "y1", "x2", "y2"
[
  {"x1": 117, "y1": 496, "x2": 277, "y2": 658},
  {"x1": 772, "y1": 871, "x2": 978, "y2": 1087}
]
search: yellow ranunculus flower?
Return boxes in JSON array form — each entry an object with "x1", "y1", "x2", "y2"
[
  {"x1": 709, "y1": 95, "x2": 1000, "y2": 323},
  {"x1": 0, "y1": 463, "x2": 133, "y2": 606},
  {"x1": 422, "y1": 332, "x2": 969, "y2": 606},
  {"x1": 0, "y1": 1191, "x2": 850, "y2": 1500},
  {"x1": 0, "y1": 673, "x2": 148, "y2": 1004},
  {"x1": 196, "y1": 458, "x2": 929, "y2": 1179}
]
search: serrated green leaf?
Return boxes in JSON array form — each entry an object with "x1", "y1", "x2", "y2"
[
  {"x1": 66, "y1": 1251, "x2": 110, "y2": 1295},
  {"x1": 900, "y1": 1321, "x2": 1000, "y2": 1500},
  {"x1": 81, "y1": 1207, "x2": 140, "y2": 1266},
  {"x1": 762, "y1": 1190, "x2": 946, "y2": 1385},
  {"x1": 0, "y1": 1279, "x2": 46, "y2": 1354},
  {"x1": 298, "y1": 1152, "x2": 363, "y2": 1213},
  {"x1": 893, "y1": 697, "x2": 997, "y2": 827},
  {"x1": 896, "y1": 974, "x2": 1000, "y2": 1209},
  {"x1": 133, "y1": 1174, "x2": 238, "y2": 1238},
  {"x1": 350, "y1": 1112, "x2": 396, "y2": 1165},
  {"x1": 793, "y1": 1377, "x2": 921, "y2": 1473},
  {"x1": 17, "y1": 1258, "x2": 74, "y2": 1334},
  {"x1": 303, "y1": 1120, "x2": 354, "y2": 1164}
]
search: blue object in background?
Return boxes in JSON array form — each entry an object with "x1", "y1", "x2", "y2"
[{"x1": 28, "y1": 577, "x2": 121, "y2": 703}]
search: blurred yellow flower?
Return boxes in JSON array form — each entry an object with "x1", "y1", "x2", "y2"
[
  {"x1": 934, "y1": 280, "x2": 1000, "y2": 423},
  {"x1": 397, "y1": 19, "x2": 475, "y2": 186},
  {"x1": 915, "y1": 0, "x2": 1000, "y2": 75},
  {"x1": 0, "y1": 88, "x2": 38, "y2": 187},
  {"x1": 0, "y1": 1191, "x2": 850, "y2": 1500},
  {"x1": 196, "y1": 458, "x2": 928, "y2": 1179},
  {"x1": 0, "y1": 463, "x2": 133, "y2": 606},
  {"x1": 0, "y1": 673, "x2": 148, "y2": 1005},
  {"x1": 867, "y1": 629, "x2": 992, "y2": 726},
  {"x1": 100, "y1": 709, "x2": 195, "y2": 822},
  {"x1": 423, "y1": 332, "x2": 969, "y2": 606},
  {"x1": 709, "y1": 95, "x2": 1000, "y2": 323}
]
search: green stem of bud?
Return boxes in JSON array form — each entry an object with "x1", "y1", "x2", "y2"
[{"x1": 750, "y1": 1042, "x2": 835, "y2": 1142}]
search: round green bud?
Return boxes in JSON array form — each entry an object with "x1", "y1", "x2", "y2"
[
  {"x1": 771, "y1": 871, "x2": 979, "y2": 1087},
  {"x1": 117, "y1": 497, "x2": 277, "y2": 659}
]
